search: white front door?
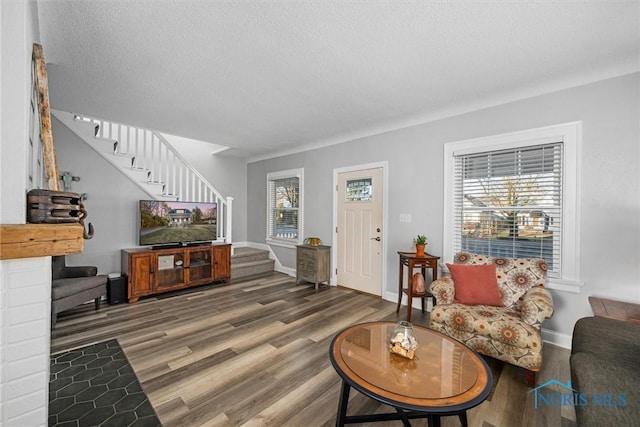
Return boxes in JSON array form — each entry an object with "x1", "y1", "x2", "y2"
[{"x1": 336, "y1": 167, "x2": 383, "y2": 296}]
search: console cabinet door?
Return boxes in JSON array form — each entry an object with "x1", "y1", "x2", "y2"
[
  {"x1": 187, "y1": 248, "x2": 213, "y2": 285},
  {"x1": 213, "y1": 245, "x2": 231, "y2": 281},
  {"x1": 130, "y1": 252, "x2": 155, "y2": 300}
]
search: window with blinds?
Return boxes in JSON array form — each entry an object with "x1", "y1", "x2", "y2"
[
  {"x1": 267, "y1": 169, "x2": 303, "y2": 243},
  {"x1": 453, "y1": 143, "x2": 563, "y2": 276}
]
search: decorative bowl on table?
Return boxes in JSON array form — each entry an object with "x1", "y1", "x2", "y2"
[
  {"x1": 304, "y1": 237, "x2": 322, "y2": 246},
  {"x1": 390, "y1": 321, "x2": 419, "y2": 359}
]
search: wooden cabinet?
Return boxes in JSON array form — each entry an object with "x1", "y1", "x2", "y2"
[
  {"x1": 122, "y1": 244, "x2": 231, "y2": 302},
  {"x1": 128, "y1": 252, "x2": 155, "y2": 299},
  {"x1": 296, "y1": 244, "x2": 330, "y2": 289},
  {"x1": 213, "y1": 245, "x2": 230, "y2": 280}
]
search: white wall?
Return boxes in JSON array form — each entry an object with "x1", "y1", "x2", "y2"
[
  {"x1": 0, "y1": 1, "x2": 51, "y2": 425},
  {"x1": 247, "y1": 73, "x2": 640, "y2": 342},
  {"x1": 53, "y1": 117, "x2": 248, "y2": 274}
]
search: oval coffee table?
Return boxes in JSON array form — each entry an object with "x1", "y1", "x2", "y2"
[{"x1": 329, "y1": 321, "x2": 492, "y2": 427}]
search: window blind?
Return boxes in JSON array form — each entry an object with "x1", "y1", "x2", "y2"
[
  {"x1": 267, "y1": 176, "x2": 300, "y2": 240},
  {"x1": 453, "y1": 142, "x2": 563, "y2": 276}
]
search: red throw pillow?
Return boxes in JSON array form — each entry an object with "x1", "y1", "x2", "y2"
[{"x1": 446, "y1": 263, "x2": 504, "y2": 306}]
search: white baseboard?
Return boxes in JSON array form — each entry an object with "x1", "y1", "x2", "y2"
[
  {"x1": 542, "y1": 327, "x2": 572, "y2": 349},
  {"x1": 385, "y1": 292, "x2": 433, "y2": 312},
  {"x1": 276, "y1": 266, "x2": 296, "y2": 277},
  {"x1": 382, "y1": 291, "x2": 396, "y2": 304}
]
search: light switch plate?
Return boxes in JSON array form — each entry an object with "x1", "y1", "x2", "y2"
[{"x1": 399, "y1": 214, "x2": 412, "y2": 223}]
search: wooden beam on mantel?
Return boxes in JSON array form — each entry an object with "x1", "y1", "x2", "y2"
[
  {"x1": 33, "y1": 43, "x2": 60, "y2": 191},
  {"x1": 0, "y1": 224, "x2": 83, "y2": 260}
]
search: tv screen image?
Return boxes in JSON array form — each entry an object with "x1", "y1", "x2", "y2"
[{"x1": 139, "y1": 200, "x2": 217, "y2": 246}]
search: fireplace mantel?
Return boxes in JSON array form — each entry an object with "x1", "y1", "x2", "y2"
[{"x1": 0, "y1": 223, "x2": 83, "y2": 260}]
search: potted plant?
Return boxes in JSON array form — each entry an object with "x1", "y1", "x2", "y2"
[{"x1": 414, "y1": 235, "x2": 427, "y2": 257}]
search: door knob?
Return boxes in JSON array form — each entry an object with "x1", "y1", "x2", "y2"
[{"x1": 370, "y1": 237, "x2": 381, "y2": 241}]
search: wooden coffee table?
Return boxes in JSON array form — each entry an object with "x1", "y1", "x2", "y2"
[{"x1": 329, "y1": 321, "x2": 492, "y2": 427}]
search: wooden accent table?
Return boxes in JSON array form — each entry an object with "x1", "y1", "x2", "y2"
[
  {"x1": 397, "y1": 251, "x2": 440, "y2": 322},
  {"x1": 329, "y1": 322, "x2": 492, "y2": 427},
  {"x1": 589, "y1": 296, "x2": 640, "y2": 324},
  {"x1": 296, "y1": 244, "x2": 331, "y2": 289}
]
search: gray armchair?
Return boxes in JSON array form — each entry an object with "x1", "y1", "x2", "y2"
[{"x1": 51, "y1": 256, "x2": 107, "y2": 329}]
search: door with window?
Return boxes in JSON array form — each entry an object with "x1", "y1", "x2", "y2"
[{"x1": 336, "y1": 167, "x2": 383, "y2": 296}]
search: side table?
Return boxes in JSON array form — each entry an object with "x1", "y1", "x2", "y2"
[
  {"x1": 397, "y1": 251, "x2": 440, "y2": 322},
  {"x1": 296, "y1": 244, "x2": 331, "y2": 289},
  {"x1": 589, "y1": 296, "x2": 640, "y2": 324}
]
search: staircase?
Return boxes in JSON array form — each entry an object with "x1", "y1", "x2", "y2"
[
  {"x1": 231, "y1": 248, "x2": 275, "y2": 281},
  {"x1": 52, "y1": 110, "x2": 277, "y2": 278},
  {"x1": 52, "y1": 109, "x2": 232, "y2": 243}
]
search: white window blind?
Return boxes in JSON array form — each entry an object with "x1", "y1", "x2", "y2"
[
  {"x1": 453, "y1": 143, "x2": 563, "y2": 276},
  {"x1": 267, "y1": 170, "x2": 302, "y2": 243}
]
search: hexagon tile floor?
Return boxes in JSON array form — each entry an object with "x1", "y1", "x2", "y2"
[{"x1": 49, "y1": 339, "x2": 161, "y2": 427}]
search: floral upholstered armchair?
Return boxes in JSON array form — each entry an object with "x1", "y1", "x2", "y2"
[{"x1": 429, "y1": 251, "x2": 554, "y2": 386}]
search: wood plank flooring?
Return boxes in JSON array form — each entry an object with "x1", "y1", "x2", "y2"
[{"x1": 51, "y1": 272, "x2": 576, "y2": 427}]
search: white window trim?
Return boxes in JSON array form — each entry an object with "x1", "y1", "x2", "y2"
[
  {"x1": 443, "y1": 122, "x2": 584, "y2": 292},
  {"x1": 266, "y1": 168, "x2": 304, "y2": 248}
]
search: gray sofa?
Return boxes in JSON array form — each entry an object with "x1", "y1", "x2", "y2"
[
  {"x1": 570, "y1": 316, "x2": 640, "y2": 426},
  {"x1": 51, "y1": 256, "x2": 107, "y2": 329}
]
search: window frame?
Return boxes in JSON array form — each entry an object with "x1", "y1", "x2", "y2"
[
  {"x1": 266, "y1": 168, "x2": 304, "y2": 248},
  {"x1": 443, "y1": 122, "x2": 584, "y2": 292}
]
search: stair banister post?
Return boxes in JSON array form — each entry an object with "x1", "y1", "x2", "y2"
[{"x1": 226, "y1": 196, "x2": 233, "y2": 255}]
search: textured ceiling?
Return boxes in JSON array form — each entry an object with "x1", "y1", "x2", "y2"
[{"x1": 37, "y1": 1, "x2": 639, "y2": 161}]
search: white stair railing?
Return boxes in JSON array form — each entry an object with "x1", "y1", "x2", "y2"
[{"x1": 67, "y1": 113, "x2": 232, "y2": 243}]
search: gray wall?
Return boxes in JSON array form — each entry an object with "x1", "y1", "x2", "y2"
[
  {"x1": 247, "y1": 73, "x2": 640, "y2": 339},
  {"x1": 54, "y1": 116, "x2": 248, "y2": 274}
]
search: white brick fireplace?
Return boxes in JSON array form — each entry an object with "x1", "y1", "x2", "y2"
[{"x1": 0, "y1": 258, "x2": 51, "y2": 425}]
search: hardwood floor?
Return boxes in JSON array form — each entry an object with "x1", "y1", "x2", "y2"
[{"x1": 51, "y1": 272, "x2": 576, "y2": 427}]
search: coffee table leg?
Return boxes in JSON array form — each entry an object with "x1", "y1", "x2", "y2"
[
  {"x1": 335, "y1": 380, "x2": 350, "y2": 427},
  {"x1": 394, "y1": 407, "x2": 412, "y2": 427},
  {"x1": 427, "y1": 412, "x2": 466, "y2": 427},
  {"x1": 459, "y1": 411, "x2": 468, "y2": 427}
]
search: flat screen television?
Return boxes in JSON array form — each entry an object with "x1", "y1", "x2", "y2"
[{"x1": 138, "y1": 200, "x2": 217, "y2": 247}]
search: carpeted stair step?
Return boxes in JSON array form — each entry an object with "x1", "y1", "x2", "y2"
[
  {"x1": 232, "y1": 247, "x2": 271, "y2": 264},
  {"x1": 231, "y1": 259, "x2": 275, "y2": 280},
  {"x1": 231, "y1": 247, "x2": 274, "y2": 280}
]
